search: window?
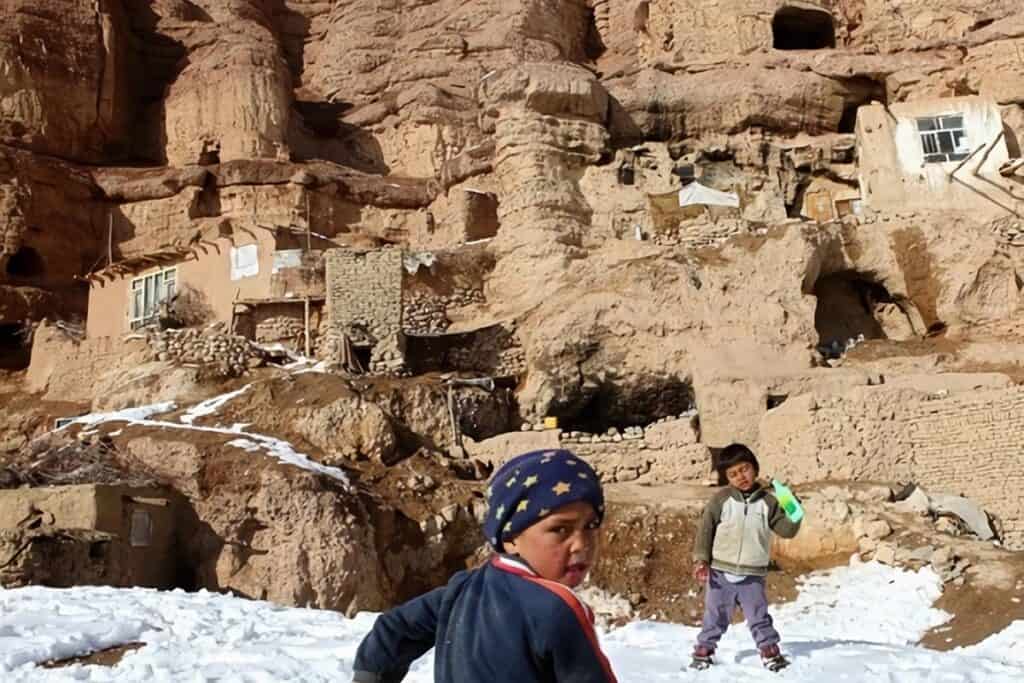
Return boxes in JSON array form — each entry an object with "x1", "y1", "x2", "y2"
[
  {"x1": 230, "y1": 244, "x2": 259, "y2": 280},
  {"x1": 130, "y1": 268, "x2": 176, "y2": 330},
  {"x1": 916, "y1": 115, "x2": 970, "y2": 164},
  {"x1": 130, "y1": 509, "x2": 153, "y2": 547}
]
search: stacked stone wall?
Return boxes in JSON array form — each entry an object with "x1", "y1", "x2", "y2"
[{"x1": 325, "y1": 248, "x2": 403, "y2": 347}]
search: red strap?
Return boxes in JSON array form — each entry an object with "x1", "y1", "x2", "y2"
[{"x1": 491, "y1": 557, "x2": 618, "y2": 683}]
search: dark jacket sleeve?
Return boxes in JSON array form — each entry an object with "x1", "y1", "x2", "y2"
[
  {"x1": 692, "y1": 492, "x2": 725, "y2": 563},
  {"x1": 352, "y1": 585, "x2": 445, "y2": 682},
  {"x1": 766, "y1": 492, "x2": 802, "y2": 539},
  {"x1": 539, "y1": 600, "x2": 617, "y2": 683}
]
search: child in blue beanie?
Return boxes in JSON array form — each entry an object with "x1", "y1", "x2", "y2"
[{"x1": 352, "y1": 449, "x2": 618, "y2": 683}]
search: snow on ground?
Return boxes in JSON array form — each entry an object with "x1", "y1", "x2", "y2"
[
  {"x1": 1, "y1": 560, "x2": 1022, "y2": 682},
  {"x1": 67, "y1": 403, "x2": 177, "y2": 428},
  {"x1": 179, "y1": 385, "x2": 251, "y2": 425},
  {"x1": 55, "y1": 391, "x2": 349, "y2": 485}
]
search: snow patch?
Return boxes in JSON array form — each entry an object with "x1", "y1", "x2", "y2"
[
  {"x1": 64, "y1": 402, "x2": 177, "y2": 429},
  {"x1": 1, "y1": 562, "x2": 1023, "y2": 681},
  {"x1": 179, "y1": 384, "x2": 251, "y2": 425}
]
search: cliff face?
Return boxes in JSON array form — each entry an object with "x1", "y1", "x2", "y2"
[{"x1": 2, "y1": 0, "x2": 1024, "y2": 417}]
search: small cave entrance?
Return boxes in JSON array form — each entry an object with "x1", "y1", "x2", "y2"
[
  {"x1": 0, "y1": 323, "x2": 31, "y2": 370},
  {"x1": 557, "y1": 376, "x2": 695, "y2": 434},
  {"x1": 813, "y1": 272, "x2": 918, "y2": 357},
  {"x1": 772, "y1": 7, "x2": 836, "y2": 50},
  {"x1": 583, "y1": 6, "x2": 607, "y2": 61},
  {"x1": 837, "y1": 76, "x2": 887, "y2": 135},
  {"x1": 839, "y1": 103, "x2": 860, "y2": 134},
  {"x1": 5, "y1": 246, "x2": 45, "y2": 280}
]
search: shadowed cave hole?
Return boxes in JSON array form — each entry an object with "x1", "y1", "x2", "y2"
[
  {"x1": 0, "y1": 324, "x2": 30, "y2": 370},
  {"x1": 558, "y1": 377, "x2": 695, "y2": 433},
  {"x1": 5, "y1": 246, "x2": 45, "y2": 279},
  {"x1": 813, "y1": 273, "x2": 917, "y2": 357},
  {"x1": 773, "y1": 7, "x2": 836, "y2": 50}
]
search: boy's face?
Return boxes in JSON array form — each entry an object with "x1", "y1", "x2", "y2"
[
  {"x1": 725, "y1": 461, "x2": 757, "y2": 492},
  {"x1": 503, "y1": 501, "x2": 599, "y2": 588}
]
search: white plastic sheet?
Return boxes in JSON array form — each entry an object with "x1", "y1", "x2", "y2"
[{"x1": 678, "y1": 181, "x2": 741, "y2": 208}]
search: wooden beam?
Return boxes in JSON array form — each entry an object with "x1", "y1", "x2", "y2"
[{"x1": 304, "y1": 297, "x2": 311, "y2": 357}]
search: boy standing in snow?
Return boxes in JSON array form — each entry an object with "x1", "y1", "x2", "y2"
[
  {"x1": 690, "y1": 443, "x2": 802, "y2": 672},
  {"x1": 352, "y1": 449, "x2": 618, "y2": 683}
]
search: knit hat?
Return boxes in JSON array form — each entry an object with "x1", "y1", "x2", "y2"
[
  {"x1": 483, "y1": 449, "x2": 605, "y2": 552},
  {"x1": 715, "y1": 443, "x2": 760, "y2": 475}
]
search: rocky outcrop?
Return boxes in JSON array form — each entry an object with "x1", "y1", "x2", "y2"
[
  {"x1": 123, "y1": 432, "x2": 391, "y2": 614},
  {"x1": 0, "y1": 0, "x2": 135, "y2": 163},
  {"x1": 0, "y1": 147, "x2": 103, "y2": 323},
  {"x1": 481, "y1": 62, "x2": 610, "y2": 314}
]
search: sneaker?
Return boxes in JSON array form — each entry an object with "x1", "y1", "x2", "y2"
[
  {"x1": 759, "y1": 644, "x2": 789, "y2": 672},
  {"x1": 690, "y1": 645, "x2": 715, "y2": 670}
]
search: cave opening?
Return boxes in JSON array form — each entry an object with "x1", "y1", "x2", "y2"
[
  {"x1": 772, "y1": 7, "x2": 836, "y2": 50},
  {"x1": 0, "y1": 324, "x2": 31, "y2": 370},
  {"x1": 5, "y1": 246, "x2": 45, "y2": 280},
  {"x1": 558, "y1": 376, "x2": 696, "y2": 434},
  {"x1": 813, "y1": 272, "x2": 920, "y2": 357}
]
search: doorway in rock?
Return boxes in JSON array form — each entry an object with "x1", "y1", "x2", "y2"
[
  {"x1": 813, "y1": 272, "x2": 919, "y2": 357},
  {"x1": 557, "y1": 376, "x2": 695, "y2": 434},
  {"x1": 772, "y1": 7, "x2": 836, "y2": 50},
  {"x1": 0, "y1": 324, "x2": 31, "y2": 370},
  {"x1": 4, "y1": 246, "x2": 45, "y2": 281}
]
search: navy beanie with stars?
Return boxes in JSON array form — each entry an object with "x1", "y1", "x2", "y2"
[{"x1": 483, "y1": 449, "x2": 605, "y2": 552}]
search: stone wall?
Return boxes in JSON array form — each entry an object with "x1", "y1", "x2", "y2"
[
  {"x1": 150, "y1": 326, "x2": 267, "y2": 377},
  {"x1": 241, "y1": 301, "x2": 325, "y2": 354},
  {"x1": 403, "y1": 287, "x2": 485, "y2": 336},
  {"x1": 447, "y1": 325, "x2": 526, "y2": 378},
  {"x1": 325, "y1": 247, "x2": 403, "y2": 349},
  {"x1": 758, "y1": 384, "x2": 1024, "y2": 549},
  {"x1": 468, "y1": 413, "x2": 710, "y2": 484}
]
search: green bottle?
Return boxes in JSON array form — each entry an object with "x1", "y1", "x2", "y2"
[{"x1": 771, "y1": 479, "x2": 804, "y2": 523}]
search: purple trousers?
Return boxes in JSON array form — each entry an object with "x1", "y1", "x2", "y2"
[{"x1": 696, "y1": 570, "x2": 780, "y2": 649}]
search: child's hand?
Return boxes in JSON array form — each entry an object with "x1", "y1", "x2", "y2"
[{"x1": 693, "y1": 562, "x2": 710, "y2": 583}]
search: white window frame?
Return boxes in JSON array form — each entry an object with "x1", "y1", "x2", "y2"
[
  {"x1": 129, "y1": 267, "x2": 177, "y2": 330},
  {"x1": 916, "y1": 114, "x2": 970, "y2": 164}
]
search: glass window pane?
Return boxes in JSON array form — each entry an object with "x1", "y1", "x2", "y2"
[
  {"x1": 952, "y1": 129, "x2": 968, "y2": 152},
  {"x1": 921, "y1": 133, "x2": 939, "y2": 155},
  {"x1": 937, "y1": 131, "x2": 954, "y2": 153},
  {"x1": 940, "y1": 115, "x2": 964, "y2": 130},
  {"x1": 917, "y1": 117, "x2": 939, "y2": 131}
]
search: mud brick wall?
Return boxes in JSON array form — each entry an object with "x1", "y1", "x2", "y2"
[
  {"x1": 759, "y1": 386, "x2": 1024, "y2": 549},
  {"x1": 325, "y1": 248, "x2": 402, "y2": 346},
  {"x1": 905, "y1": 388, "x2": 1024, "y2": 549},
  {"x1": 25, "y1": 323, "x2": 153, "y2": 401}
]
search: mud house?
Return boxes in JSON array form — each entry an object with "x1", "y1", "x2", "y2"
[
  {"x1": 0, "y1": 484, "x2": 180, "y2": 588},
  {"x1": 84, "y1": 224, "x2": 331, "y2": 344},
  {"x1": 856, "y1": 96, "x2": 1024, "y2": 216}
]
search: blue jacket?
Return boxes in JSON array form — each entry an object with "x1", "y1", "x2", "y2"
[{"x1": 353, "y1": 555, "x2": 618, "y2": 683}]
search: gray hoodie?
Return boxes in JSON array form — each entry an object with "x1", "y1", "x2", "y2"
[{"x1": 692, "y1": 484, "x2": 801, "y2": 576}]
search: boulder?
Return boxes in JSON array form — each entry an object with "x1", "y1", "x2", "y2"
[{"x1": 929, "y1": 494, "x2": 995, "y2": 541}]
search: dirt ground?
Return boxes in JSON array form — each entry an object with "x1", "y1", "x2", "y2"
[
  {"x1": 41, "y1": 643, "x2": 144, "y2": 668},
  {"x1": 920, "y1": 556, "x2": 1024, "y2": 650}
]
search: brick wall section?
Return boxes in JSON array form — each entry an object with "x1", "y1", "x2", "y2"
[
  {"x1": 324, "y1": 248, "x2": 402, "y2": 347},
  {"x1": 905, "y1": 388, "x2": 1024, "y2": 548},
  {"x1": 759, "y1": 385, "x2": 1024, "y2": 548}
]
